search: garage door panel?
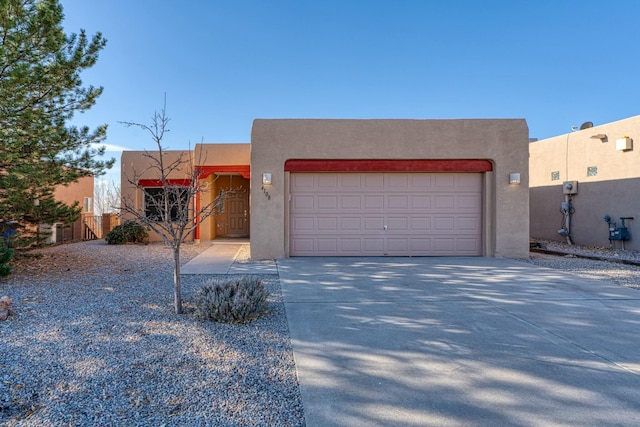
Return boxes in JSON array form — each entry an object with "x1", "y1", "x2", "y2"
[
  {"x1": 363, "y1": 238, "x2": 385, "y2": 253},
  {"x1": 293, "y1": 195, "x2": 315, "y2": 210},
  {"x1": 456, "y1": 173, "x2": 482, "y2": 189},
  {"x1": 317, "y1": 238, "x2": 338, "y2": 252},
  {"x1": 410, "y1": 238, "x2": 432, "y2": 252},
  {"x1": 434, "y1": 217, "x2": 455, "y2": 232},
  {"x1": 386, "y1": 174, "x2": 410, "y2": 188},
  {"x1": 291, "y1": 238, "x2": 315, "y2": 253},
  {"x1": 340, "y1": 196, "x2": 362, "y2": 209},
  {"x1": 411, "y1": 195, "x2": 432, "y2": 209},
  {"x1": 292, "y1": 174, "x2": 315, "y2": 189},
  {"x1": 387, "y1": 195, "x2": 409, "y2": 209},
  {"x1": 456, "y1": 194, "x2": 480, "y2": 210},
  {"x1": 317, "y1": 174, "x2": 339, "y2": 189},
  {"x1": 364, "y1": 195, "x2": 384, "y2": 209},
  {"x1": 387, "y1": 216, "x2": 409, "y2": 231},
  {"x1": 410, "y1": 217, "x2": 431, "y2": 231},
  {"x1": 457, "y1": 216, "x2": 481, "y2": 232},
  {"x1": 340, "y1": 174, "x2": 362, "y2": 188},
  {"x1": 292, "y1": 216, "x2": 315, "y2": 232},
  {"x1": 409, "y1": 174, "x2": 432, "y2": 188},
  {"x1": 456, "y1": 237, "x2": 481, "y2": 253},
  {"x1": 434, "y1": 195, "x2": 455, "y2": 209},
  {"x1": 290, "y1": 172, "x2": 482, "y2": 256},
  {"x1": 317, "y1": 195, "x2": 338, "y2": 210},
  {"x1": 340, "y1": 238, "x2": 362, "y2": 252},
  {"x1": 340, "y1": 217, "x2": 361, "y2": 230},
  {"x1": 363, "y1": 217, "x2": 384, "y2": 230},
  {"x1": 433, "y1": 238, "x2": 455, "y2": 253},
  {"x1": 317, "y1": 217, "x2": 338, "y2": 231},
  {"x1": 387, "y1": 238, "x2": 409, "y2": 253},
  {"x1": 363, "y1": 174, "x2": 384, "y2": 188},
  {"x1": 433, "y1": 174, "x2": 456, "y2": 189}
]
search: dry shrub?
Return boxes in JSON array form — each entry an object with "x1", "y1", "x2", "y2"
[{"x1": 195, "y1": 276, "x2": 268, "y2": 323}]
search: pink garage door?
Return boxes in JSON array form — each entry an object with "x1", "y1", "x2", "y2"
[{"x1": 289, "y1": 172, "x2": 482, "y2": 256}]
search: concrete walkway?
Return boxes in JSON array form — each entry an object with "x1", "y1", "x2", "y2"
[
  {"x1": 278, "y1": 257, "x2": 640, "y2": 427},
  {"x1": 181, "y1": 242, "x2": 278, "y2": 275}
]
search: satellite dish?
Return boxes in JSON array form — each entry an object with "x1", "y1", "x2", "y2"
[{"x1": 580, "y1": 121, "x2": 593, "y2": 130}]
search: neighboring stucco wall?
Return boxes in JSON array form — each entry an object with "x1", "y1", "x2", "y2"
[
  {"x1": 51, "y1": 174, "x2": 96, "y2": 242},
  {"x1": 250, "y1": 119, "x2": 530, "y2": 259},
  {"x1": 54, "y1": 174, "x2": 94, "y2": 212},
  {"x1": 530, "y1": 115, "x2": 640, "y2": 250}
]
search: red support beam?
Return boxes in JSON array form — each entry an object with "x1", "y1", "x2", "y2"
[{"x1": 194, "y1": 182, "x2": 201, "y2": 241}]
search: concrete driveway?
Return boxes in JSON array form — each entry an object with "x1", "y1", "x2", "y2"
[{"x1": 278, "y1": 257, "x2": 640, "y2": 427}]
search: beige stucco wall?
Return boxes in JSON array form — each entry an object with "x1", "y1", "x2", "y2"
[
  {"x1": 250, "y1": 119, "x2": 530, "y2": 259},
  {"x1": 530, "y1": 115, "x2": 640, "y2": 249},
  {"x1": 121, "y1": 150, "x2": 193, "y2": 213},
  {"x1": 51, "y1": 175, "x2": 95, "y2": 242},
  {"x1": 54, "y1": 174, "x2": 94, "y2": 212},
  {"x1": 195, "y1": 143, "x2": 250, "y2": 166}
]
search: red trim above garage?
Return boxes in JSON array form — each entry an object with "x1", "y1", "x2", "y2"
[{"x1": 284, "y1": 159, "x2": 493, "y2": 173}]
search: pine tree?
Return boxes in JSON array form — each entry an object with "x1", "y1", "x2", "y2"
[{"x1": 0, "y1": 0, "x2": 113, "y2": 245}]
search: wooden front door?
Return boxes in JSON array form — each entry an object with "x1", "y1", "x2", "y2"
[{"x1": 224, "y1": 191, "x2": 249, "y2": 237}]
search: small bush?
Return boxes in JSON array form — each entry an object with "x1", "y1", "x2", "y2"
[
  {"x1": 105, "y1": 220, "x2": 149, "y2": 245},
  {"x1": 0, "y1": 241, "x2": 13, "y2": 277},
  {"x1": 195, "y1": 276, "x2": 268, "y2": 323}
]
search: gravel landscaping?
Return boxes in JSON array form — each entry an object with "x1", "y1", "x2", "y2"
[
  {"x1": 527, "y1": 240, "x2": 640, "y2": 289},
  {"x1": 0, "y1": 241, "x2": 304, "y2": 427},
  {"x1": 2, "y1": 239, "x2": 639, "y2": 426}
]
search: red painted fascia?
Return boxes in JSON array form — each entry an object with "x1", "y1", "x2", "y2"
[
  {"x1": 197, "y1": 165, "x2": 251, "y2": 179},
  {"x1": 137, "y1": 165, "x2": 251, "y2": 187},
  {"x1": 284, "y1": 159, "x2": 493, "y2": 173},
  {"x1": 138, "y1": 179, "x2": 192, "y2": 187}
]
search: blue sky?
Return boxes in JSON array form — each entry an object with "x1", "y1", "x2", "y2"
[{"x1": 60, "y1": 1, "x2": 640, "y2": 184}]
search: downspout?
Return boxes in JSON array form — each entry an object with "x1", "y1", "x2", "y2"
[{"x1": 557, "y1": 129, "x2": 576, "y2": 245}]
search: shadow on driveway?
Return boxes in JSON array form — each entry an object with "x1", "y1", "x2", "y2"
[{"x1": 278, "y1": 257, "x2": 640, "y2": 427}]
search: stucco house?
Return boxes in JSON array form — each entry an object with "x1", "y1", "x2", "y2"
[
  {"x1": 530, "y1": 115, "x2": 640, "y2": 250},
  {"x1": 121, "y1": 144, "x2": 251, "y2": 242},
  {"x1": 3, "y1": 174, "x2": 100, "y2": 245},
  {"x1": 50, "y1": 174, "x2": 100, "y2": 243},
  {"x1": 121, "y1": 118, "x2": 530, "y2": 259}
]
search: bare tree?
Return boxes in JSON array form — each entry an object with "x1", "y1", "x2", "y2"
[
  {"x1": 94, "y1": 179, "x2": 120, "y2": 216},
  {"x1": 119, "y1": 100, "x2": 226, "y2": 314}
]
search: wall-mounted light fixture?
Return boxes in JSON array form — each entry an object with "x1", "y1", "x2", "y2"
[
  {"x1": 509, "y1": 173, "x2": 521, "y2": 185},
  {"x1": 616, "y1": 136, "x2": 633, "y2": 152},
  {"x1": 262, "y1": 173, "x2": 272, "y2": 185},
  {"x1": 590, "y1": 134, "x2": 608, "y2": 142}
]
